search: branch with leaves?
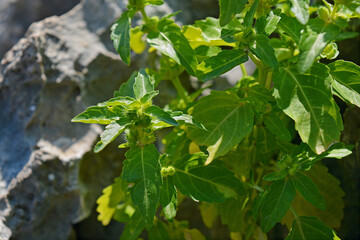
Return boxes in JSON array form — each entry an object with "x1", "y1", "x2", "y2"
[{"x1": 72, "y1": 0, "x2": 360, "y2": 239}]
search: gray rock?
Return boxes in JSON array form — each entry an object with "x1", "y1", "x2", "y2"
[
  {"x1": 0, "y1": 0, "x2": 134, "y2": 239},
  {"x1": 0, "y1": 0, "x2": 232, "y2": 239},
  {"x1": 0, "y1": 0, "x2": 80, "y2": 59}
]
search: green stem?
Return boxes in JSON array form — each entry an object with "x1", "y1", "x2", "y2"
[
  {"x1": 330, "y1": 3, "x2": 339, "y2": 19},
  {"x1": 249, "y1": 52, "x2": 267, "y2": 86},
  {"x1": 258, "y1": 68, "x2": 267, "y2": 87},
  {"x1": 249, "y1": 52, "x2": 261, "y2": 66},
  {"x1": 240, "y1": 63, "x2": 248, "y2": 77},
  {"x1": 265, "y1": 71, "x2": 273, "y2": 89},
  {"x1": 140, "y1": 8, "x2": 149, "y2": 22},
  {"x1": 172, "y1": 76, "x2": 188, "y2": 104}
]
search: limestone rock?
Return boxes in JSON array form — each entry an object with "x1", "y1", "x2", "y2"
[
  {"x1": 0, "y1": 0, "x2": 80, "y2": 59},
  {"x1": 0, "y1": 0, "x2": 226, "y2": 239},
  {"x1": 0, "y1": 0, "x2": 133, "y2": 239}
]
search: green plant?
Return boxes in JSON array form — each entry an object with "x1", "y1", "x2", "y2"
[{"x1": 72, "y1": 0, "x2": 360, "y2": 239}]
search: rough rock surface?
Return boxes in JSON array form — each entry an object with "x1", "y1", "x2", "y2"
[
  {"x1": 0, "y1": 0, "x2": 80, "y2": 59},
  {"x1": 0, "y1": 0, "x2": 225, "y2": 239},
  {"x1": 0, "y1": 0, "x2": 131, "y2": 239}
]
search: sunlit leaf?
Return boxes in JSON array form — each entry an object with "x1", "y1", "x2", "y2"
[
  {"x1": 147, "y1": 19, "x2": 198, "y2": 75},
  {"x1": 329, "y1": 60, "x2": 360, "y2": 108},
  {"x1": 273, "y1": 64, "x2": 342, "y2": 154},
  {"x1": 71, "y1": 105, "x2": 126, "y2": 124},
  {"x1": 111, "y1": 11, "x2": 131, "y2": 65},
  {"x1": 173, "y1": 154, "x2": 245, "y2": 202},
  {"x1": 187, "y1": 91, "x2": 253, "y2": 163},
  {"x1": 290, "y1": 0, "x2": 309, "y2": 25},
  {"x1": 297, "y1": 19, "x2": 340, "y2": 73},
  {"x1": 196, "y1": 50, "x2": 248, "y2": 82},
  {"x1": 122, "y1": 145, "x2": 161, "y2": 224},
  {"x1": 96, "y1": 177, "x2": 127, "y2": 226},
  {"x1": 94, "y1": 121, "x2": 128, "y2": 153}
]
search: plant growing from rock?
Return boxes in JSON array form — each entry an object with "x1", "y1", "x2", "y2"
[{"x1": 72, "y1": 0, "x2": 360, "y2": 239}]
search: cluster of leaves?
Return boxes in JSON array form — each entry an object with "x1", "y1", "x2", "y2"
[{"x1": 72, "y1": 0, "x2": 360, "y2": 239}]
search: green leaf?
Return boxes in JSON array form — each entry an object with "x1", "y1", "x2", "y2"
[
  {"x1": 329, "y1": 60, "x2": 360, "y2": 108},
  {"x1": 171, "y1": 112, "x2": 206, "y2": 130},
  {"x1": 252, "y1": 191, "x2": 267, "y2": 220},
  {"x1": 145, "y1": 106, "x2": 179, "y2": 126},
  {"x1": 318, "y1": 142, "x2": 353, "y2": 159},
  {"x1": 187, "y1": 91, "x2": 254, "y2": 163},
  {"x1": 260, "y1": 179, "x2": 296, "y2": 233},
  {"x1": 119, "y1": 210, "x2": 146, "y2": 240},
  {"x1": 160, "y1": 176, "x2": 177, "y2": 220},
  {"x1": 291, "y1": 173, "x2": 326, "y2": 210},
  {"x1": 148, "y1": 220, "x2": 170, "y2": 240},
  {"x1": 250, "y1": 34, "x2": 279, "y2": 69},
  {"x1": 218, "y1": 0, "x2": 247, "y2": 26},
  {"x1": 273, "y1": 64, "x2": 342, "y2": 154},
  {"x1": 147, "y1": 19, "x2": 198, "y2": 76},
  {"x1": 281, "y1": 164, "x2": 345, "y2": 229},
  {"x1": 264, "y1": 114, "x2": 292, "y2": 141},
  {"x1": 334, "y1": 31, "x2": 359, "y2": 42},
  {"x1": 194, "y1": 17, "x2": 222, "y2": 41},
  {"x1": 173, "y1": 154, "x2": 245, "y2": 202},
  {"x1": 140, "y1": 91, "x2": 159, "y2": 103},
  {"x1": 339, "y1": 0, "x2": 360, "y2": 15},
  {"x1": 244, "y1": 0, "x2": 260, "y2": 28},
  {"x1": 256, "y1": 127, "x2": 277, "y2": 164},
  {"x1": 146, "y1": 0, "x2": 164, "y2": 5},
  {"x1": 94, "y1": 121, "x2": 128, "y2": 153},
  {"x1": 255, "y1": 11, "x2": 281, "y2": 36},
  {"x1": 111, "y1": 11, "x2": 131, "y2": 65},
  {"x1": 278, "y1": 14, "x2": 303, "y2": 44},
  {"x1": 297, "y1": 19, "x2": 340, "y2": 73},
  {"x1": 71, "y1": 105, "x2": 126, "y2": 124},
  {"x1": 114, "y1": 71, "x2": 137, "y2": 98},
  {"x1": 196, "y1": 50, "x2": 248, "y2": 82},
  {"x1": 290, "y1": 0, "x2": 309, "y2": 25},
  {"x1": 199, "y1": 202, "x2": 218, "y2": 228},
  {"x1": 96, "y1": 177, "x2": 127, "y2": 226},
  {"x1": 163, "y1": 131, "x2": 191, "y2": 162},
  {"x1": 122, "y1": 145, "x2": 161, "y2": 224},
  {"x1": 263, "y1": 169, "x2": 288, "y2": 181},
  {"x1": 218, "y1": 199, "x2": 245, "y2": 231},
  {"x1": 285, "y1": 216, "x2": 340, "y2": 240},
  {"x1": 97, "y1": 96, "x2": 134, "y2": 107},
  {"x1": 134, "y1": 69, "x2": 154, "y2": 99}
]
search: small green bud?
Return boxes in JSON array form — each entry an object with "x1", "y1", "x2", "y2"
[
  {"x1": 318, "y1": 6, "x2": 330, "y2": 22},
  {"x1": 167, "y1": 166, "x2": 175, "y2": 176},
  {"x1": 321, "y1": 42, "x2": 339, "y2": 60}
]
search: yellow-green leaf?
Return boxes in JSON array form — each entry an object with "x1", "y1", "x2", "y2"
[{"x1": 96, "y1": 177, "x2": 127, "y2": 226}]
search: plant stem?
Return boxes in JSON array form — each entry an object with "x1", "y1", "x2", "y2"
[
  {"x1": 171, "y1": 76, "x2": 188, "y2": 104},
  {"x1": 330, "y1": 3, "x2": 339, "y2": 19},
  {"x1": 140, "y1": 8, "x2": 149, "y2": 22},
  {"x1": 265, "y1": 71, "x2": 273, "y2": 89},
  {"x1": 258, "y1": 68, "x2": 267, "y2": 86},
  {"x1": 240, "y1": 63, "x2": 248, "y2": 77},
  {"x1": 248, "y1": 52, "x2": 261, "y2": 66},
  {"x1": 249, "y1": 52, "x2": 267, "y2": 86}
]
